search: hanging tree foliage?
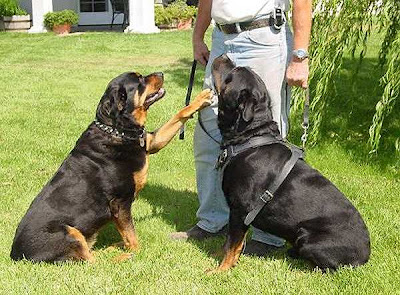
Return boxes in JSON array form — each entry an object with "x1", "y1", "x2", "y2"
[{"x1": 293, "y1": 0, "x2": 399, "y2": 153}]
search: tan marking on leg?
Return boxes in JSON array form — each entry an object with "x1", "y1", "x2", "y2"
[
  {"x1": 145, "y1": 89, "x2": 212, "y2": 154},
  {"x1": 218, "y1": 240, "x2": 245, "y2": 271},
  {"x1": 133, "y1": 155, "x2": 149, "y2": 197},
  {"x1": 110, "y1": 199, "x2": 140, "y2": 252},
  {"x1": 66, "y1": 226, "x2": 95, "y2": 262},
  {"x1": 114, "y1": 221, "x2": 139, "y2": 252},
  {"x1": 207, "y1": 232, "x2": 247, "y2": 274}
]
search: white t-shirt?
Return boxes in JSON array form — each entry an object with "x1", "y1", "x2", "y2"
[{"x1": 211, "y1": 0, "x2": 290, "y2": 24}]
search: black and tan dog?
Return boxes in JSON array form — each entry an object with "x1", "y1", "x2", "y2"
[
  {"x1": 210, "y1": 54, "x2": 370, "y2": 272},
  {"x1": 10, "y1": 71, "x2": 212, "y2": 263}
]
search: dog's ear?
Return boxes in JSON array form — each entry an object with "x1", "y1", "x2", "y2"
[
  {"x1": 97, "y1": 85, "x2": 128, "y2": 121},
  {"x1": 108, "y1": 86, "x2": 129, "y2": 115},
  {"x1": 239, "y1": 89, "x2": 254, "y2": 122}
]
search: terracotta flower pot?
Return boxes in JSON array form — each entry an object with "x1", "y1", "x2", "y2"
[
  {"x1": 52, "y1": 23, "x2": 71, "y2": 34},
  {"x1": 177, "y1": 18, "x2": 192, "y2": 30}
]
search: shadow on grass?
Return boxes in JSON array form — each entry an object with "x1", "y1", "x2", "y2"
[
  {"x1": 95, "y1": 183, "x2": 313, "y2": 271},
  {"x1": 289, "y1": 56, "x2": 399, "y2": 175}
]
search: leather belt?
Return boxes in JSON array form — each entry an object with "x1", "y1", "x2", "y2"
[{"x1": 216, "y1": 17, "x2": 273, "y2": 34}]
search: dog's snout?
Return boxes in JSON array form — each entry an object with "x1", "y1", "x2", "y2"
[{"x1": 154, "y1": 72, "x2": 164, "y2": 80}]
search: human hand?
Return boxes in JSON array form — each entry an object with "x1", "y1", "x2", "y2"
[
  {"x1": 286, "y1": 58, "x2": 309, "y2": 89},
  {"x1": 193, "y1": 38, "x2": 210, "y2": 66}
]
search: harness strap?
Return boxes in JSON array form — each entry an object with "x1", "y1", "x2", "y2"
[
  {"x1": 216, "y1": 135, "x2": 281, "y2": 170},
  {"x1": 244, "y1": 145, "x2": 303, "y2": 226}
]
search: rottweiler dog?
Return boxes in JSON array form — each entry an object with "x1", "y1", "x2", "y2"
[
  {"x1": 10, "y1": 71, "x2": 212, "y2": 263},
  {"x1": 210, "y1": 54, "x2": 370, "y2": 272}
]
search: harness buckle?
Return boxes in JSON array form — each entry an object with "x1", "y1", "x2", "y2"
[
  {"x1": 215, "y1": 149, "x2": 228, "y2": 169},
  {"x1": 273, "y1": 7, "x2": 285, "y2": 30},
  {"x1": 260, "y1": 190, "x2": 274, "y2": 203}
]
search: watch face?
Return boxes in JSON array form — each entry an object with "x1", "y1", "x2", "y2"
[{"x1": 294, "y1": 49, "x2": 308, "y2": 59}]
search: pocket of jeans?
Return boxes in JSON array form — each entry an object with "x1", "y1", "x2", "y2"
[{"x1": 247, "y1": 27, "x2": 281, "y2": 46}]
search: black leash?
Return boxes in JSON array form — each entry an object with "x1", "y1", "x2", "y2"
[
  {"x1": 198, "y1": 112, "x2": 221, "y2": 144},
  {"x1": 179, "y1": 60, "x2": 197, "y2": 140}
]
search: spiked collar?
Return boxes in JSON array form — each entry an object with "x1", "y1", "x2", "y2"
[{"x1": 94, "y1": 119, "x2": 146, "y2": 147}]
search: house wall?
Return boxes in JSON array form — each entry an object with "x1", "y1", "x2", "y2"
[
  {"x1": 18, "y1": 0, "x2": 75, "y2": 15},
  {"x1": 53, "y1": 0, "x2": 76, "y2": 12},
  {"x1": 18, "y1": 0, "x2": 32, "y2": 15}
]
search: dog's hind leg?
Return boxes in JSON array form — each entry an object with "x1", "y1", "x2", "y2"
[
  {"x1": 66, "y1": 226, "x2": 95, "y2": 262},
  {"x1": 110, "y1": 198, "x2": 139, "y2": 253},
  {"x1": 208, "y1": 211, "x2": 249, "y2": 273}
]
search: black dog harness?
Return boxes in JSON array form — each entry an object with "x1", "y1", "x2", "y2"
[
  {"x1": 216, "y1": 135, "x2": 304, "y2": 226},
  {"x1": 94, "y1": 119, "x2": 146, "y2": 147}
]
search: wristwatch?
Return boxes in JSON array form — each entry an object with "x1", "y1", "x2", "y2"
[{"x1": 293, "y1": 49, "x2": 309, "y2": 60}]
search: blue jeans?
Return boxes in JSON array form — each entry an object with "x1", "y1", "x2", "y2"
[{"x1": 194, "y1": 24, "x2": 293, "y2": 247}]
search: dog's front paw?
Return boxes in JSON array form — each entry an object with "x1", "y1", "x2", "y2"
[
  {"x1": 113, "y1": 253, "x2": 134, "y2": 262},
  {"x1": 192, "y1": 89, "x2": 213, "y2": 110},
  {"x1": 205, "y1": 268, "x2": 221, "y2": 275}
]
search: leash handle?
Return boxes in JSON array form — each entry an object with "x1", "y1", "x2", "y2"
[{"x1": 179, "y1": 60, "x2": 197, "y2": 140}]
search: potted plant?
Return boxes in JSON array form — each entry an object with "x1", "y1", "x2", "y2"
[
  {"x1": 44, "y1": 10, "x2": 79, "y2": 34},
  {"x1": 0, "y1": 0, "x2": 30, "y2": 32},
  {"x1": 155, "y1": 0, "x2": 197, "y2": 30}
]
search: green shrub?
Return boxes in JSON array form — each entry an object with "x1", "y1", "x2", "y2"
[
  {"x1": 44, "y1": 10, "x2": 79, "y2": 29},
  {"x1": 0, "y1": 0, "x2": 27, "y2": 16},
  {"x1": 155, "y1": 0, "x2": 197, "y2": 27}
]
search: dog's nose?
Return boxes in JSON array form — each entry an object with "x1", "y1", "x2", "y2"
[{"x1": 154, "y1": 72, "x2": 164, "y2": 78}]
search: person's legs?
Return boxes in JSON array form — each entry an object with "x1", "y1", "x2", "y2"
[
  {"x1": 170, "y1": 28, "x2": 229, "y2": 239},
  {"x1": 194, "y1": 28, "x2": 230, "y2": 233}
]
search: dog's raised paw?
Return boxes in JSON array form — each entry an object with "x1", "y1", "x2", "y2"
[{"x1": 193, "y1": 89, "x2": 213, "y2": 110}]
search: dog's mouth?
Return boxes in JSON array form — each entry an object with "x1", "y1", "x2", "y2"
[{"x1": 144, "y1": 87, "x2": 166, "y2": 109}]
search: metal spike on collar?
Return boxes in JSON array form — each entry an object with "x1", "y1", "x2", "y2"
[{"x1": 139, "y1": 136, "x2": 145, "y2": 147}]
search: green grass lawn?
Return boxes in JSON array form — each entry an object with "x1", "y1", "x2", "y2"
[{"x1": 0, "y1": 30, "x2": 399, "y2": 295}]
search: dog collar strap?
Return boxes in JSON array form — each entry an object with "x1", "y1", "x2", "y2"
[
  {"x1": 94, "y1": 120, "x2": 146, "y2": 147},
  {"x1": 244, "y1": 145, "x2": 303, "y2": 226}
]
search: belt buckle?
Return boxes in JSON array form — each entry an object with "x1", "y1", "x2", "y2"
[
  {"x1": 273, "y1": 7, "x2": 285, "y2": 30},
  {"x1": 234, "y1": 23, "x2": 242, "y2": 33}
]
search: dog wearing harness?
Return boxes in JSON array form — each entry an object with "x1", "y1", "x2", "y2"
[
  {"x1": 207, "y1": 54, "x2": 370, "y2": 273},
  {"x1": 216, "y1": 135, "x2": 304, "y2": 226}
]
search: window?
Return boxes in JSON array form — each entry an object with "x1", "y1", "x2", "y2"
[{"x1": 80, "y1": 0, "x2": 108, "y2": 12}]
